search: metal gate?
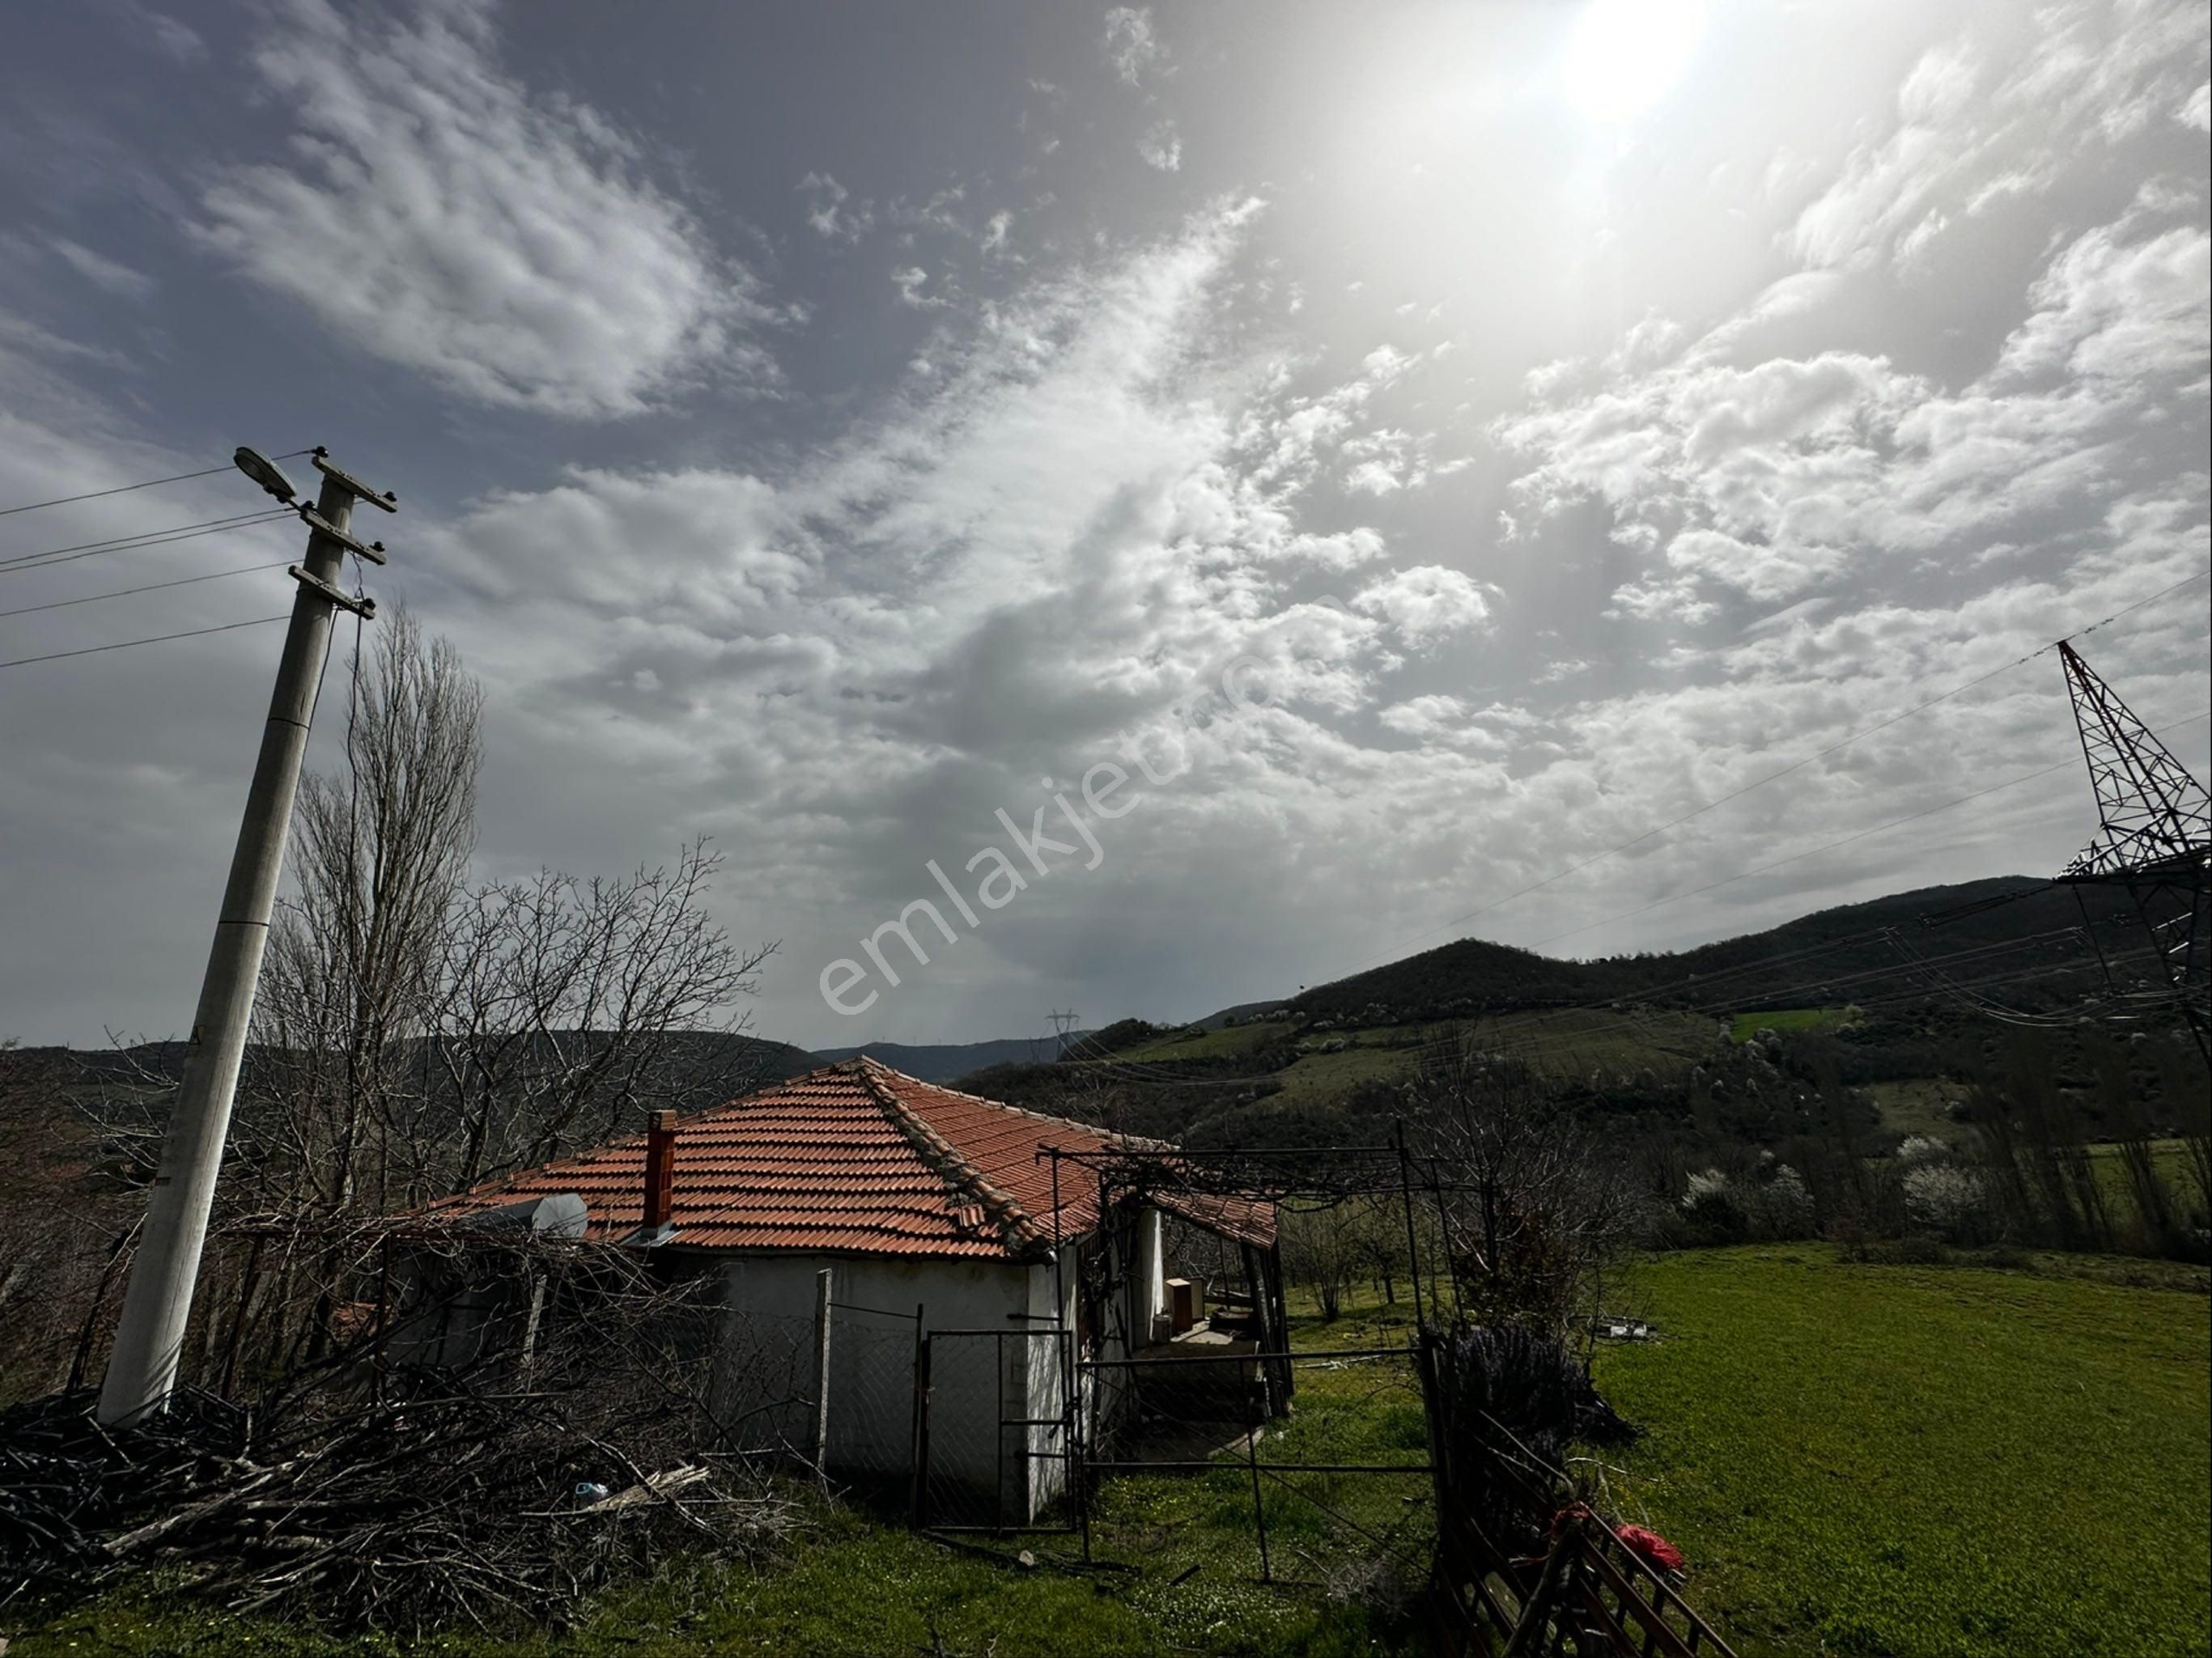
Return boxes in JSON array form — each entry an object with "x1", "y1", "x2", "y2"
[{"x1": 916, "y1": 1326, "x2": 1078, "y2": 1532}]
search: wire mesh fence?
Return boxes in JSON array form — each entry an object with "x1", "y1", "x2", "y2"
[
  {"x1": 710, "y1": 1308, "x2": 819, "y2": 1465},
  {"x1": 823, "y1": 1301, "x2": 923, "y2": 1495},
  {"x1": 915, "y1": 1328, "x2": 1075, "y2": 1531},
  {"x1": 1080, "y1": 1344, "x2": 1434, "y2": 1590}
]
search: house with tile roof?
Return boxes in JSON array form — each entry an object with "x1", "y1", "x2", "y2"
[{"x1": 404, "y1": 1058, "x2": 1281, "y2": 1524}]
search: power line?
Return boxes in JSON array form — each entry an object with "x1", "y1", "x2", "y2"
[
  {"x1": 1070, "y1": 693, "x2": 2205, "y2": 1092},
  {"x1": 0, "y1": 509, "x2": 294, "y2": 575},
  {"x1": 0, "y1": 615, "x2": 290, "y2": 671},
  {"x1": 1528, "y1": 709, "x2": 2211, "y2": 951},
  {"x1": 0, "y1": 450, "x2": 316, "y2": 519},
  {"x1": 0, "y1": 561, "x2": 292, "y2": 620},
  {"x1": 1355, "y1": 566, "x2": 2212, "y2": 971}
]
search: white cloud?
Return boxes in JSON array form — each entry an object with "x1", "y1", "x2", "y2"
[
  {"x1": 1353, "y1": 565, "x2": 1492, "y2": 645},
  {"x1": 1344, "y1": 460, "x2": 1402, "y2": 496},
  {"x1": 1787, "y1": 1, "x2": 2208, "y2": 274},
  {"x1": 800, "y1": 172, "x2": 872, "y2": 242},
  {"x1": 1138, "y1": 121, "x2": 1183, "y2": 172},
  {"x1": 1994, "y1": 221, "x2": 2210, "y2": 387},
  {"x1": 1103, "y1": 7, "x2": 1167, "y2": 87},
  {"x1": 126, "y1": 4, "x2": 206, "y2": 63},
  {"x1": 1280, "y1": 528, "x2": 1387, "y2": 570},
  {"x1": 1664, "y1": 528, "x2": 1845, "y2": 604},
  {"x1": 194, "y1": 0, "x2": 772, "y2": 418},
  {"x1": 1495, "y1": 189, "x2": 2208, "y2": 617},
  {"x1": 49, "y1": 238, "x2": 154, "y2": 300},
  {"x1": 1379, "y1": 694, "x2": 1475, "y2": 740},
  {"x1": 892, "y1": 265, "x2": 942, "y2": 307}
]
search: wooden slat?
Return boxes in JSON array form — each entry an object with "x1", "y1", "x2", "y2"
[{"x1": 1577, "y1": 1542, "x2": 1703, "y2": 1658}]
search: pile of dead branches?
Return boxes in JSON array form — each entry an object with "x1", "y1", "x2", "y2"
[
  {"x1": 0, "y1": 1382, "x2": 799, "y2": 1634},
  {"x1": 1427, "y1": 1324, "x2": 1638, "y2": 1558}
]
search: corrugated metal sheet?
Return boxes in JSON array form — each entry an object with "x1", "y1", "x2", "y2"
[{"x1": 1155, "y1": 1189, "x2": 1280, "y2": 1249}]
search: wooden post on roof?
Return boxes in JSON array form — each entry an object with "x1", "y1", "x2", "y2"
[{"x1": 811, "y1": 1266, "x2": 834, "y2": 1486}]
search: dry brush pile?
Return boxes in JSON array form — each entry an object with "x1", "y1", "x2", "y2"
[{"x1": 0, "y1": 1233, "x2": 806, "y2": 1635}]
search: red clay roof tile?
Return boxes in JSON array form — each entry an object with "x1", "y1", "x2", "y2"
[{"x1": 422, "y1": 1058, "x2": 1126, "y2": 1259}]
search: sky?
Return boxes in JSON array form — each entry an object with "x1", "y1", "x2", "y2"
[{"x1": 1, "y1": 0, "x2": 2206, "y2": 1053}]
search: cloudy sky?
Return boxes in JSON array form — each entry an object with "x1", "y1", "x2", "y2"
[{"x1": 2, "y1": 0, "x2": 2206, "y2": 1052}]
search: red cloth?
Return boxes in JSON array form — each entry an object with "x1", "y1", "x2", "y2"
[{"x1": 1615, "y1": 1523, "x2": 1686, "y2": 1575}]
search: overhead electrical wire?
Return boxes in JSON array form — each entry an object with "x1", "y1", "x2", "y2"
[
  {"x1": 0, "y1": 449, "x2": 316, "y2": 519},
  {"x1": 0, "y1": 561, "x2": 293, "y2": 620},
  {"x1": 0, "y1": 615, "x2": 290, "y2": 671},
  {"x1": 0, "y1": 509, "x2": 295, "y2": 575},
  {"x1": 1526, "y1": 709, "x2": 2212, "y2": 951},
  {"x1": 1081, "y1": 694, "x2": 2204, "y2": 1092},
  {"x1": 1344, "y1": 566, "x2": 2212, "y2": 974},
  {"x1": 1086, "y1": 644, "x2": 2189, "y2": 1088}
]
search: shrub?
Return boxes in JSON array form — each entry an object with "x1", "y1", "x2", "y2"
[
  {"x1": 1745, "y1": 1164, "x2": 1815, "y2": 1239},
  {"x1": 1684, "y1": 1168, "x2": 1730, "y2": 1204},
  {"x1": 1679, "y1": 1168, "x2": 1750, "y2": 1245},
  {"x1": 1903, "y1": 1162, "x2": 1988, "y2": 1238}
]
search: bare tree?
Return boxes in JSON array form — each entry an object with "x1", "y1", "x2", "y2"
[
  {"x1": 249, "y1": 606, "x2": 482, "y2": 1214},
  {"x1": 242, "y1": 613, "x2": 777, "y2": 1216},
  {"x1": 433, "y1": 844, "x2": 779, "y2": 1189},
  {"x1": 1278, "y1": 1200, "x2": 1363, "y2": 1321},
  {"x1": 1406, "y1": 1039, "x2": 1634, "y2": 1334}
]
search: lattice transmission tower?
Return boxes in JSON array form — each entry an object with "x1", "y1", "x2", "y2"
[{"x1": 2055, "y1": 640, "x2": 2210, "y2": 1056}]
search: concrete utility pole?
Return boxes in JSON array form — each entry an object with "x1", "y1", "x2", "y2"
[{"x1": 99, "y1": 448, "x2": 393, "y2": 1427}]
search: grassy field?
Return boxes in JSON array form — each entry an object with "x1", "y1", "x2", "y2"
[
  {"x1": 1728, "y1": 1007, "x2": 1849, "y2": 1043},
  {"x1": 1594, "y1": 1247, "x2": 2211, "y2": 1658},
  {"x1": 1868, "y1": 1077, "x2": 1967, "y2": 1139},
  {"x1": 1110, "y1": 1007, "x2": 1722, "y2": 1108}
]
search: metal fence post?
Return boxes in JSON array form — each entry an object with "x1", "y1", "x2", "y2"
[
  {"x1": 911, "y1": 1326, "x2": 932, "y2": 1525},
  {"x1": 1242, "y1": 1355, "x2": 1272, "y2": 1583},
  {"x1": 811, "y1": 1266, "x2": 834, "y2": 1486}
]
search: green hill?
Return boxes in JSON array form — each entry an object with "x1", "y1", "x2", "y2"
[{"x1": 958, "y1": 876, "x2": 2189, "y2": 1152}]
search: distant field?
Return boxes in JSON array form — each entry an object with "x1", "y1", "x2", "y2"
[
  {"x1": 1111, "y1": 1007, "x2": 1722, "y2": 1109},
  {"x1": 1727, "y1": 1007, "x2": 1848, "y2": 1043},
  {"x1": 1114, "y1": 1018, "x2": 1300, "y2": 1063},
  {"x1": 1869, "y1": 1076, "x2": 1964, "y2": 1139},
  {"x1": 1595, "y1": 1246, "x2": 2211, "y2": 1658},
  {"x1": 2084, "y1": 1137, "x2": 2203, "y2": 1214}
]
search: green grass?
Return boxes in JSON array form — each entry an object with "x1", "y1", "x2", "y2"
[
  {"x1": 1728, "y1": 1007, "x2": 1848, "y2": 1043},
  {"x1": 2083, "y1": 1138, "x2": 2202, "y2": 1206},
  {"x1": 1114, "y1": 1020, "x2": 1298, "y2": 1063},
  {"x1": 1112, "y1": 1008, "x2": 1722, "y2": 1111},
  {"x1": 1594, "y1": 1246, "x2": 2211, "y2": 1658},
  {"x1": 1870, "y1": 1078, "x2": 1968, "y2": 1139}
]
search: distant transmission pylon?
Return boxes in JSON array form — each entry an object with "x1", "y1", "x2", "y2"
[
  {"x1": 1047, "y1": 1008, "x2": 1081, "y2": 1060},
  {"x1": 2055, "y1": 640, "x2": 2210, "y2": 1058}
]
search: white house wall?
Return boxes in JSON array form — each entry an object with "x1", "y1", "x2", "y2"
[
  {"x1": 709, "y1": 1250, "x2": 1029, "y2": 1495},
  {"x1": 693, "y1": 1205, "x2": 1169, "y2": 1524}
]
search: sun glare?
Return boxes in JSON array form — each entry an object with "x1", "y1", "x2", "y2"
[{"x1": 1564, "y1": 0, "x2": 1707, "y2": 124}]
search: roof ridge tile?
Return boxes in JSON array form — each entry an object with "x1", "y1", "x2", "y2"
[
  {"x1": 851, "y1": 1054, "x2": 1148, "y2": 1146},
  {"x1": 854, "y1": 1066, "x2": 1047, "y2": 1253}
]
